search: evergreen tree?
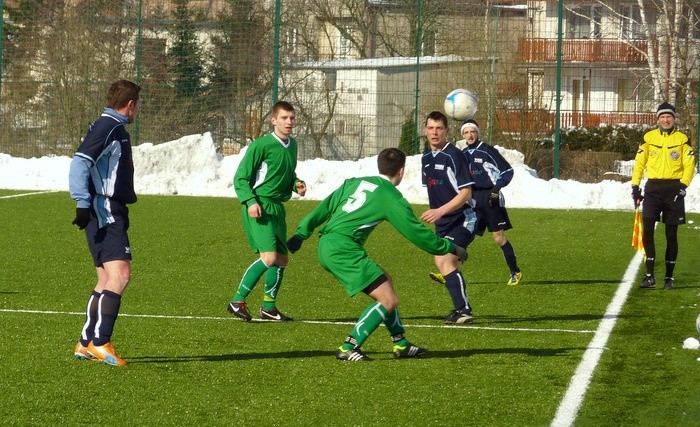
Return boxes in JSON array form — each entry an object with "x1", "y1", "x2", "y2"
[{"x1": 398, "y1": 112, "x2": 417, "y2": 155}]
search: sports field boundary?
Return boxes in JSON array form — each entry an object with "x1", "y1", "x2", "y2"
[
  {"x1": 550, "y1": 250, "x2": 644, "y2": 427},
  {"x1": 0, "y1": 190, "x2": 59, "y2": 199},
  {"x1": 0, "y1": 308, "x2": 595, "y2": 334}
]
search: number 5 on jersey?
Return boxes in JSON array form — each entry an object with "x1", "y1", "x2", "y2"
[{"x1": 342, "y1": 181, "x2": 378, "y2": 213}]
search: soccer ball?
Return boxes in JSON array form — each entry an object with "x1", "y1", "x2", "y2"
[{"x1": 444, "y1": 88, "x2": 478, "y2": 121}]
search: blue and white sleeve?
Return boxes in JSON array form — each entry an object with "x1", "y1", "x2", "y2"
[{"x1": 68, "y1": 154, "x2": 94, "y2": 208}]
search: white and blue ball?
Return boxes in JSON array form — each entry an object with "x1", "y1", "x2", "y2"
[{"x1": 444, "y1": 88, "x2": 478, "y2": 121}]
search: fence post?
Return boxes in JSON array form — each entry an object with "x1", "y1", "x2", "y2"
[
  {"x1": 0, "y1": 0, "x2": 4, "y2": 108},
  {"x1": 412, "y1": 0, "x2": 423, "y2": 155},
  {"x1": 134, "y1": 0, "x2": 143, "y2": 145},
  {"x1": 272, "y1": 0, "x2": 281, "y2": 106},
  {"x1": 553, "y1": 0, "x2": 564, "y2": 178}
]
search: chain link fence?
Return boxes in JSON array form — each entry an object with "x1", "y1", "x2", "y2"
[{"x1": 1, "y1": 0, "x2": 698, "y2": 181}]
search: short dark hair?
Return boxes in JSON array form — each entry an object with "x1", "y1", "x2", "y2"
[
  {"x1": 377, "y1": 148, "x2": 406, "y2": 177},
  {"x1": 425, "y1": 111, "x2": 449, "y2": 128},
  {"x1": 106, "y1": 80, "x2": 141, "y2": 110},
  {"x1": 272, "y1": 100, "x2": 295, "y2": 116}
]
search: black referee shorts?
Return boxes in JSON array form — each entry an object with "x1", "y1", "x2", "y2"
[{"x1": 643, "y1": 179, "x2": 686, "y2": 225}]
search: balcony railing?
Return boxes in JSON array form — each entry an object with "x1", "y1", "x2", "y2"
[
  {"x1": 518, "y1": 38, "x2": 655, "y2": 64},
  {"x1": 496, "y1": 110, "x2": 656, "y2": 133}
]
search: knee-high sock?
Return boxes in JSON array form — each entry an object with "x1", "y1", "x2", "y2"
[
  {"x1": 263, "y1": 266, "x2": 285, "y2": 310},
  {"x1": 79, "y1": 291, "x2": 101, "y2": 346},
  {"x1": 93, "y1": 290, "x2": 121, "y2": 346},
  {"x1": 343, "y1": 302, "x2": 388, "y2": 350},
  {"x1": 642, "y1": 217, "x2": 656, "y2": 276},
  {"x1": 384, "y1": 308, "x2": 408, "y2": 348},
  {"x1": 444, "y1": 270, "x2": 469, "y2": 311},
  {"x1": 665, "y1": 224, "x2": 679, "y2": 278},
  {"x1": 233, "y1": 258, "x2": 269, "y2": 302},
  {"x1": 500, "y1": 240, "x2": 519, "y2": 273}
]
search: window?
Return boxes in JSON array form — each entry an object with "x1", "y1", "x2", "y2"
[
  {"x1": 567, "y1": 6, "x2": 601, "y2": 38},
  {"x1": 620, "y1": 5, "x2": 654, "y2": 39},
  {"x1": 687, "y1": 7, "x2": 700, "y2": 39},
  {"x1": 422, "y1": 29, "x2": 436, "y2": 56},
  {"x1": 142, "y1": 37, "x2": 167, "y2": 75},
  {"x1": 572, "y1": 78, "x2": 589, "y2": 112},
  {"x1": 528, "y1": 71, "x2": 544, "y2": 109},
  {"x1": 618, "y1": 78, "x2": 654, "y2": 113},
  {"x1": 283, "y1": 28, "x2": 298, "y2": 55},
  {"x1": 337, "y1": 26, "x2": 354, "y2": 59}
]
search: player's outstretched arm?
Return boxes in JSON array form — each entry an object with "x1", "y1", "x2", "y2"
[{"x1": 387, "y1": 197, "x2": 454, "y2": 256}]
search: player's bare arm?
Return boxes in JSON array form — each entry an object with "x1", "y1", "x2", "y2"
[{"x1": 420, "y1": 187, "x2": 471, "y2": 224}]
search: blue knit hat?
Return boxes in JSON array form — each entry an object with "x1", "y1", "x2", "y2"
[{"x1": 656, "y1": 102, "x2": 676, "y2": 118}]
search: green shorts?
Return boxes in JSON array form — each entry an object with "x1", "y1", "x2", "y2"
[
  {"x1": 242, "y1": 199, "x2": 288, "y2": 254},
  {"x1": 318, "y1": 234, "x2": 384, "y2": 297}
]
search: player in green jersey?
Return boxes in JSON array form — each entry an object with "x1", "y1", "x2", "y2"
[
  {"x1": 286, "y1": 148, "x2": 467, "y2": 361},
  {"x1": 227, "y1": 101, "x2": 306, "y2": 322}
]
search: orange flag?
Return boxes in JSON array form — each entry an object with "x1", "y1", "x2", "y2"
[{"x1": 631, "y1": 206, "x2": 644, "y2": 252}]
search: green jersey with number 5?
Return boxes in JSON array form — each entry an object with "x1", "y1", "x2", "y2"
[{"x1": 294, "y1": 175, "x2": 453, "y2": 255}]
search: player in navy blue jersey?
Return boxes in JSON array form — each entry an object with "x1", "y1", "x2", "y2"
[
  {"x1": 68, "y1": 79, "x2": 141, "y2": 366},
  {"x1": 420, "y1": 111, "x2": 476, "y2": 324},
  {"x1": 461, "y1": 119, "x2": 522, "y2": 285}
]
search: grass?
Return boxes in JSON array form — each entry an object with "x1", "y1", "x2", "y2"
[{"x1": 1, "y1": 191, "x2": 699, "y2": 426}]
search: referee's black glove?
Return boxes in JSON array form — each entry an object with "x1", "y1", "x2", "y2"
[
  {"x1": 286, "y1": 235, "x2": 304, "y2": 253},
  {"x1": 450, "y1": 244, "x2": 468, "y2": 263},
  {"x1": 488, "y1": 187, "x2": 501, "y2": 207},
  {"x1": 72, "y1": 208, "x2": 90, "y2": 230},
  {"x1": 631, "y1": 185, "x2": 643, "y2": 207}
]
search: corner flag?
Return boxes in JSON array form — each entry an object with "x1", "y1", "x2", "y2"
[{"x1": 631, "y1": 206, "x2": 644, "y2": 253}]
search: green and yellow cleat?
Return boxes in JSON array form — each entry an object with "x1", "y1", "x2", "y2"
[
  {"x1": 429, "y1": 272, "x2": 446, "y2": 285},
  {"x1": 507, "y1": 271, "x2": 523, "y2": 286}
]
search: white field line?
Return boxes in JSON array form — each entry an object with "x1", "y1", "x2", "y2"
[
  {"x1": 0, "y1": 308, "x2": 595, "y2": 334},
  {"x1": 0, "y1": 190, "x2": 59, "y2": 199},
  {"x1": 550, "y1": 250, "x2": 644, "y2": 427}
]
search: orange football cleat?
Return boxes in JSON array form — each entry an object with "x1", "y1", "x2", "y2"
[{"x1": 87, "y1": 341, "x2": 127, "y2": 367}]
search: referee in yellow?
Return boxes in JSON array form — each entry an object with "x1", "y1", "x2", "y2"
[{"x1": 631, "y1": 101, "x2": 695, "y2": 290}]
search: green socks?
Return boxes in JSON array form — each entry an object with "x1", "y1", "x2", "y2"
[
  {"x1": 341, "y1": 302, "x2": 389, "y2": 350},
  {"x1": 263, "y1": 266, "x2": 285, "y2": 310},
  {"x1": 233, "y1": 258, "x2": 269, "y2": 302}
]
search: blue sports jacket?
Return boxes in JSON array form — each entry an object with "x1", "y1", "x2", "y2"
[{"x1": 68, "y1": 108, "x2": 136, "y2": 227}]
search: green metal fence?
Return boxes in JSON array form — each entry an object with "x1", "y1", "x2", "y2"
[{"x1": 1, "y1": 0, "x2": 699, "y2": 180}]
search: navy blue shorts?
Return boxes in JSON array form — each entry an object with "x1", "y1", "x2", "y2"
[
  {"x1": 435, "y1": 208, "x2": 476, "y2": 248},
  {"x1": 473, "y1": 189, "x2": 513, "y2": 235},
  {"x1": 85, "y1": 201, "x2": 132, "y2": 267}
]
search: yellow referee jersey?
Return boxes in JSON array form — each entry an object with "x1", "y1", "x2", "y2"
[{"x1": 631, "y1": 128, "x2": 696, "y2": 187}]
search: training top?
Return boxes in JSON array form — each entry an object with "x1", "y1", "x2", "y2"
[
  {"x1": 293, "y1": 175, "x2": 454, "y2": 255},
  {"x1": 69, "y1": 108, "x2": 136, "y2": 227},
  {"x1": 234, "y1": 132, "x2": 301, "y2": 206},
  {"x1": 632, "y1": 127, "x2": 695, "y2": 187},
  {"x1": 421, "y1": 142, "x2": 474, "y2": 227},
  {"x1": 462, "y1": 140, "x2": 514, "y2": 191}
]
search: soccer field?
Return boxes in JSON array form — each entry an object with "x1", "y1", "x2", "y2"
[{"x1": 1, "y1": 190, "x2": 699, "y2": 426}]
